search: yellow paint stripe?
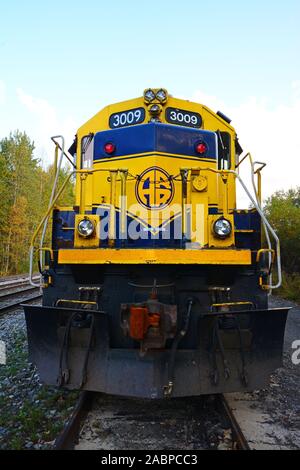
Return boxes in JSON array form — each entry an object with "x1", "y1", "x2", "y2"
[
  {"x1": 94, "y1": 151, "x2": 216, "y2": 164},
  {"x1": 58, "y1": 248, "x2": 251, "y2": 265},
  {"x1": 235, "y1": 229, "x2": 254, "y2": 233}
]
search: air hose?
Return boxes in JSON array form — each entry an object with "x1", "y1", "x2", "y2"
[{"x1": 164, "y1": 298, "x2": 194, "y2": 397}]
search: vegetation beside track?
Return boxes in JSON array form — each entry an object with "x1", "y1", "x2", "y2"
[
  {"x1": 0, "y1": 319, "x2": 79, "y2": 450},
  {"x1": 265, "y1": 188, "x2": 300, "y2": 303},
  {"x1": 0, "y1": 131, "x2": 74, "y2": 276}
]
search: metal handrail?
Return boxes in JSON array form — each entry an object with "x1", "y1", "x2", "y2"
[
  {"x1": 39, "y1": 136, "x2": 65, "y2": 268},
  {"x1": 234, "y1": 152, "x2": 273, "y2": 290},
  {"x1": 180, "y1": 165, "x2": 281, "y2": 290},
  {"x1": 29, "y1": 169, "x2": 75, "y2": 286},
  {"x1": 50, "y1": 136, "x2": 76, "y2": 169},
  {"x1": 29, "y1": 166, "x2": 128, "y2": 286}
]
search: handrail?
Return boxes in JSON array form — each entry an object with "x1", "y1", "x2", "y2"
[
  {"x1": 51, "y1": 136, "x2": 76, "y2": 169},
  {"x1": 29, "y1": 166, "x2": 129, "y2": 286},
  {"x1": 180, "y1": 165, "x2": 281, "y2": 289},
  {"x1": 29, "y1": 170, "x2": 76, "y2": 286},
  {"x1": 253, "y1": 161, "x2": 267, "y2": 174},
  {"x1": 39, "y1": 136, "x2": 65, "y2": 271},
  {"x1": 235, "y1": 153, "x2": 249, "y2": 169},
  {"x1": 234, "y1": 152, "x2": 272, "y2": 289}
]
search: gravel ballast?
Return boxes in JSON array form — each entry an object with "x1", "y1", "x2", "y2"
[{"x1": 0, "y1": 308, "x2": 79, "y2": 450}]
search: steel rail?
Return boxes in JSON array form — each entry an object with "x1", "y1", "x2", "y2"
[
  {"x1": 54, "y1": 391, "x2": 93, "y2": 450},
  {"x1": 0, "y1": 286, "x2": 40, "y2": 301},
  {"x1": 0, "y1": 276, "x2": 40, "y2": 292},
  {"x1": 217, "y1": 394, "x2": 250, "y2": 450},
  {"x1": 0, "y1": 293, "x2": 42, "y2": 316}
]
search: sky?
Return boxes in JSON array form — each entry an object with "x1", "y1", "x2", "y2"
[{"x1": 0, "y1": 0, "x2": 300, "y2": 202}]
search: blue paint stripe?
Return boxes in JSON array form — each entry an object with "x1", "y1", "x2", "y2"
[{"x1": 93, "y1": 123, "x2": 217, "y2": 160}]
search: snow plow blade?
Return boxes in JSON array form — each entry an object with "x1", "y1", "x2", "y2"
[{"x1": 23, "y1": 304, "x2": 289, "y2": 398}]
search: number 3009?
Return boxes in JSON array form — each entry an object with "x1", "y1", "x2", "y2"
[
  {"x1": 109, "y1": 108, "x2": 145, "y2": 129},
  {"x1": 166, "y1": 107, "x2": 202, "y2": 128}
]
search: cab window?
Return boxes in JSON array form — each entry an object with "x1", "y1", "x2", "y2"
[
  {"x1": 81, "y1": 134, "x2": 94, "y2": 169},
  {"x1": 217, "y1": 131, "x2": 231, "y2": 170}
]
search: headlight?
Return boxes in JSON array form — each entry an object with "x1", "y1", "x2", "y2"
[
  {"x1": 77, "y1": 218, "x2": 95, "y2": 237},
  {"x1": 156, "y1": 88, "x2": 168, "y2": 103},
  {"x1": 149, "y1": 104, "x2": 162, "y2": 115},
  {"x1": 144, "y1": 89, "x2": 156, "y2": 103},
  {"x1": 213, "y1": 218, "x2": 232, "y2": 238}
]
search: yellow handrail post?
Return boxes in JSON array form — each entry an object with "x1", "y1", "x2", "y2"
[
  {"x1": 108, "y1": 170, "x2": 118, "y2": 248},
  {"x1": 119, "y1": 169, "x2": 128, "y2": 245},
  {"x1": 79, "y1": 173, "x2": 88, "y2": 214},
  {"x1": 54, "y1": 144, "x2": 59, "y2": 177},
  {"x1": 180, "y1": 168, "x2": 191, "y2": 242}
]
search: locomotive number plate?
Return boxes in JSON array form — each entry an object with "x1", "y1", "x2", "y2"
[
  {"x1": 165, "y1": 107, "x2": 202, "y2": 128},
  {"x1": 109, "y1": 107, "x2": 145, "y2": 129}
]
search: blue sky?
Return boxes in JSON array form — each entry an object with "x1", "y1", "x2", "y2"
[{"x1": 0, "y1": 0, "x2": 300, "y2": 198}]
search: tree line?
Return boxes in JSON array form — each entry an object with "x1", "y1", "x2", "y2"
[
  {"x1": 0, "y1": 131, "x2": 74, "y2": 276},
  {"x1": 265, "y1": 188, "x2": 300, "y2": 302}
]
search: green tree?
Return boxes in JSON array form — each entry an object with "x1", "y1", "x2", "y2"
[
  {"x1": 0, "y1": 131, "x2": 75, "y2": 275},
  {"x1": 8, "y1": 196, "x2": 30, "y2": 274},
  {"x1": 0, "y1": 150, "x2": 11, "y2": 273},
  {"x1": 265, "y1": 188, "x2": 300, "y2": 274},
  {"x1": 0, "y1": 131, "x2": 38, "y2": 274}
]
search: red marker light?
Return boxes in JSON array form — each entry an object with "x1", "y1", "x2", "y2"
[
  {"x1": 195, "y1": 142, "x2": 207, "y2": 155},
  {"x1": 104, "y1": 142, "x2": 116, "y2": 155}
]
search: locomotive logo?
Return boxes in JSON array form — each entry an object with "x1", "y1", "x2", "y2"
[{"x1": 135, "y1": 167, "x2": 174, "y2": 210}]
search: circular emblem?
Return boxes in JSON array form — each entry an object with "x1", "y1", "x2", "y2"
[
  {"x1": 136, "y1": 167, "x2": 174, "y2": 210},
  {"x1": 192, "y1": 175, "x2": 208, "y2": 192}
]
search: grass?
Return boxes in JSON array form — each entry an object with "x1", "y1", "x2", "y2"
[
  {"x1": 275, "y1": 272, "x2": 300, "y2": 304},
  {"x1": 0, "y1": 328, "x2": 79, "y2": 450}
]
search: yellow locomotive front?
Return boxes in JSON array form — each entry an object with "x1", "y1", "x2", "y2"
[{"x1": 24, "y1": 89, "x2": 289, "y2": 398}]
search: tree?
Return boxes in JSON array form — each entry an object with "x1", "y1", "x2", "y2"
[
  {"x1": 0, "y1": 131, "x2": 38, "y2": 274},
  {"x1": 264, "y1": 188, "x2": 300, "y2": 274},
  {"x1": 0, "y1": 151, "x2": 11, "y2": 273},
  {"x1": 8, "y1": 196, "x2": 30, "y2": 274},
  {"x1": 0, "y1": 131, "x2": 75, "y2": 275}
]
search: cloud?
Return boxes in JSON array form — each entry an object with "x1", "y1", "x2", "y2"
[
  {"x1": 0, "y1": 80, "x2": 6, "y2": 105},
  {"x1": 292, "y1": 80, "x2": 300, "y2": 100},
  {"x1": 16, "y1": 88, "x2": 78, "y2": 166},
  {"x1": 191, "y1": 86, "x2": 300, "y2": 205}
]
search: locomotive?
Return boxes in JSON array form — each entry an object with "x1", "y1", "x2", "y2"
[{"x1": 24, "y1": 89, "x2": 289, "y2": 398}]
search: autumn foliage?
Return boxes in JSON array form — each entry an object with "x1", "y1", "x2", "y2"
[
  {"x1": 265, "y1": 188, "x2": 300, "y2": 302},
  {"x1": 0, "y1": 131, "x2": 74, "y2": 275}
]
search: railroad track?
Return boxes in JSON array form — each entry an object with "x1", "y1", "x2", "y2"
[
  {"x1": 54, "y1": 392, "x2": 250, "y2": 451},
  {"x1": 0, "y1": 276, "x2": 42, "y2": 315},
  {"x1": 216, "y1": 394, "x2": 250, "y2": 450},
  {"x1": 0, "y1": 293, "x2": 42, "y2": 315},
  {"x1": 54, "y1": 392, "x2": 93, "y2": 450},
  {"x1": 0, "y1": 293, "x2": 43, "y2": 315},
  {"x1": 0, "y1": 275, "x2": 40, "y2": 292},
  {"x1": 0, "y1": 285, "x2": 40, "y2": 301}
]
